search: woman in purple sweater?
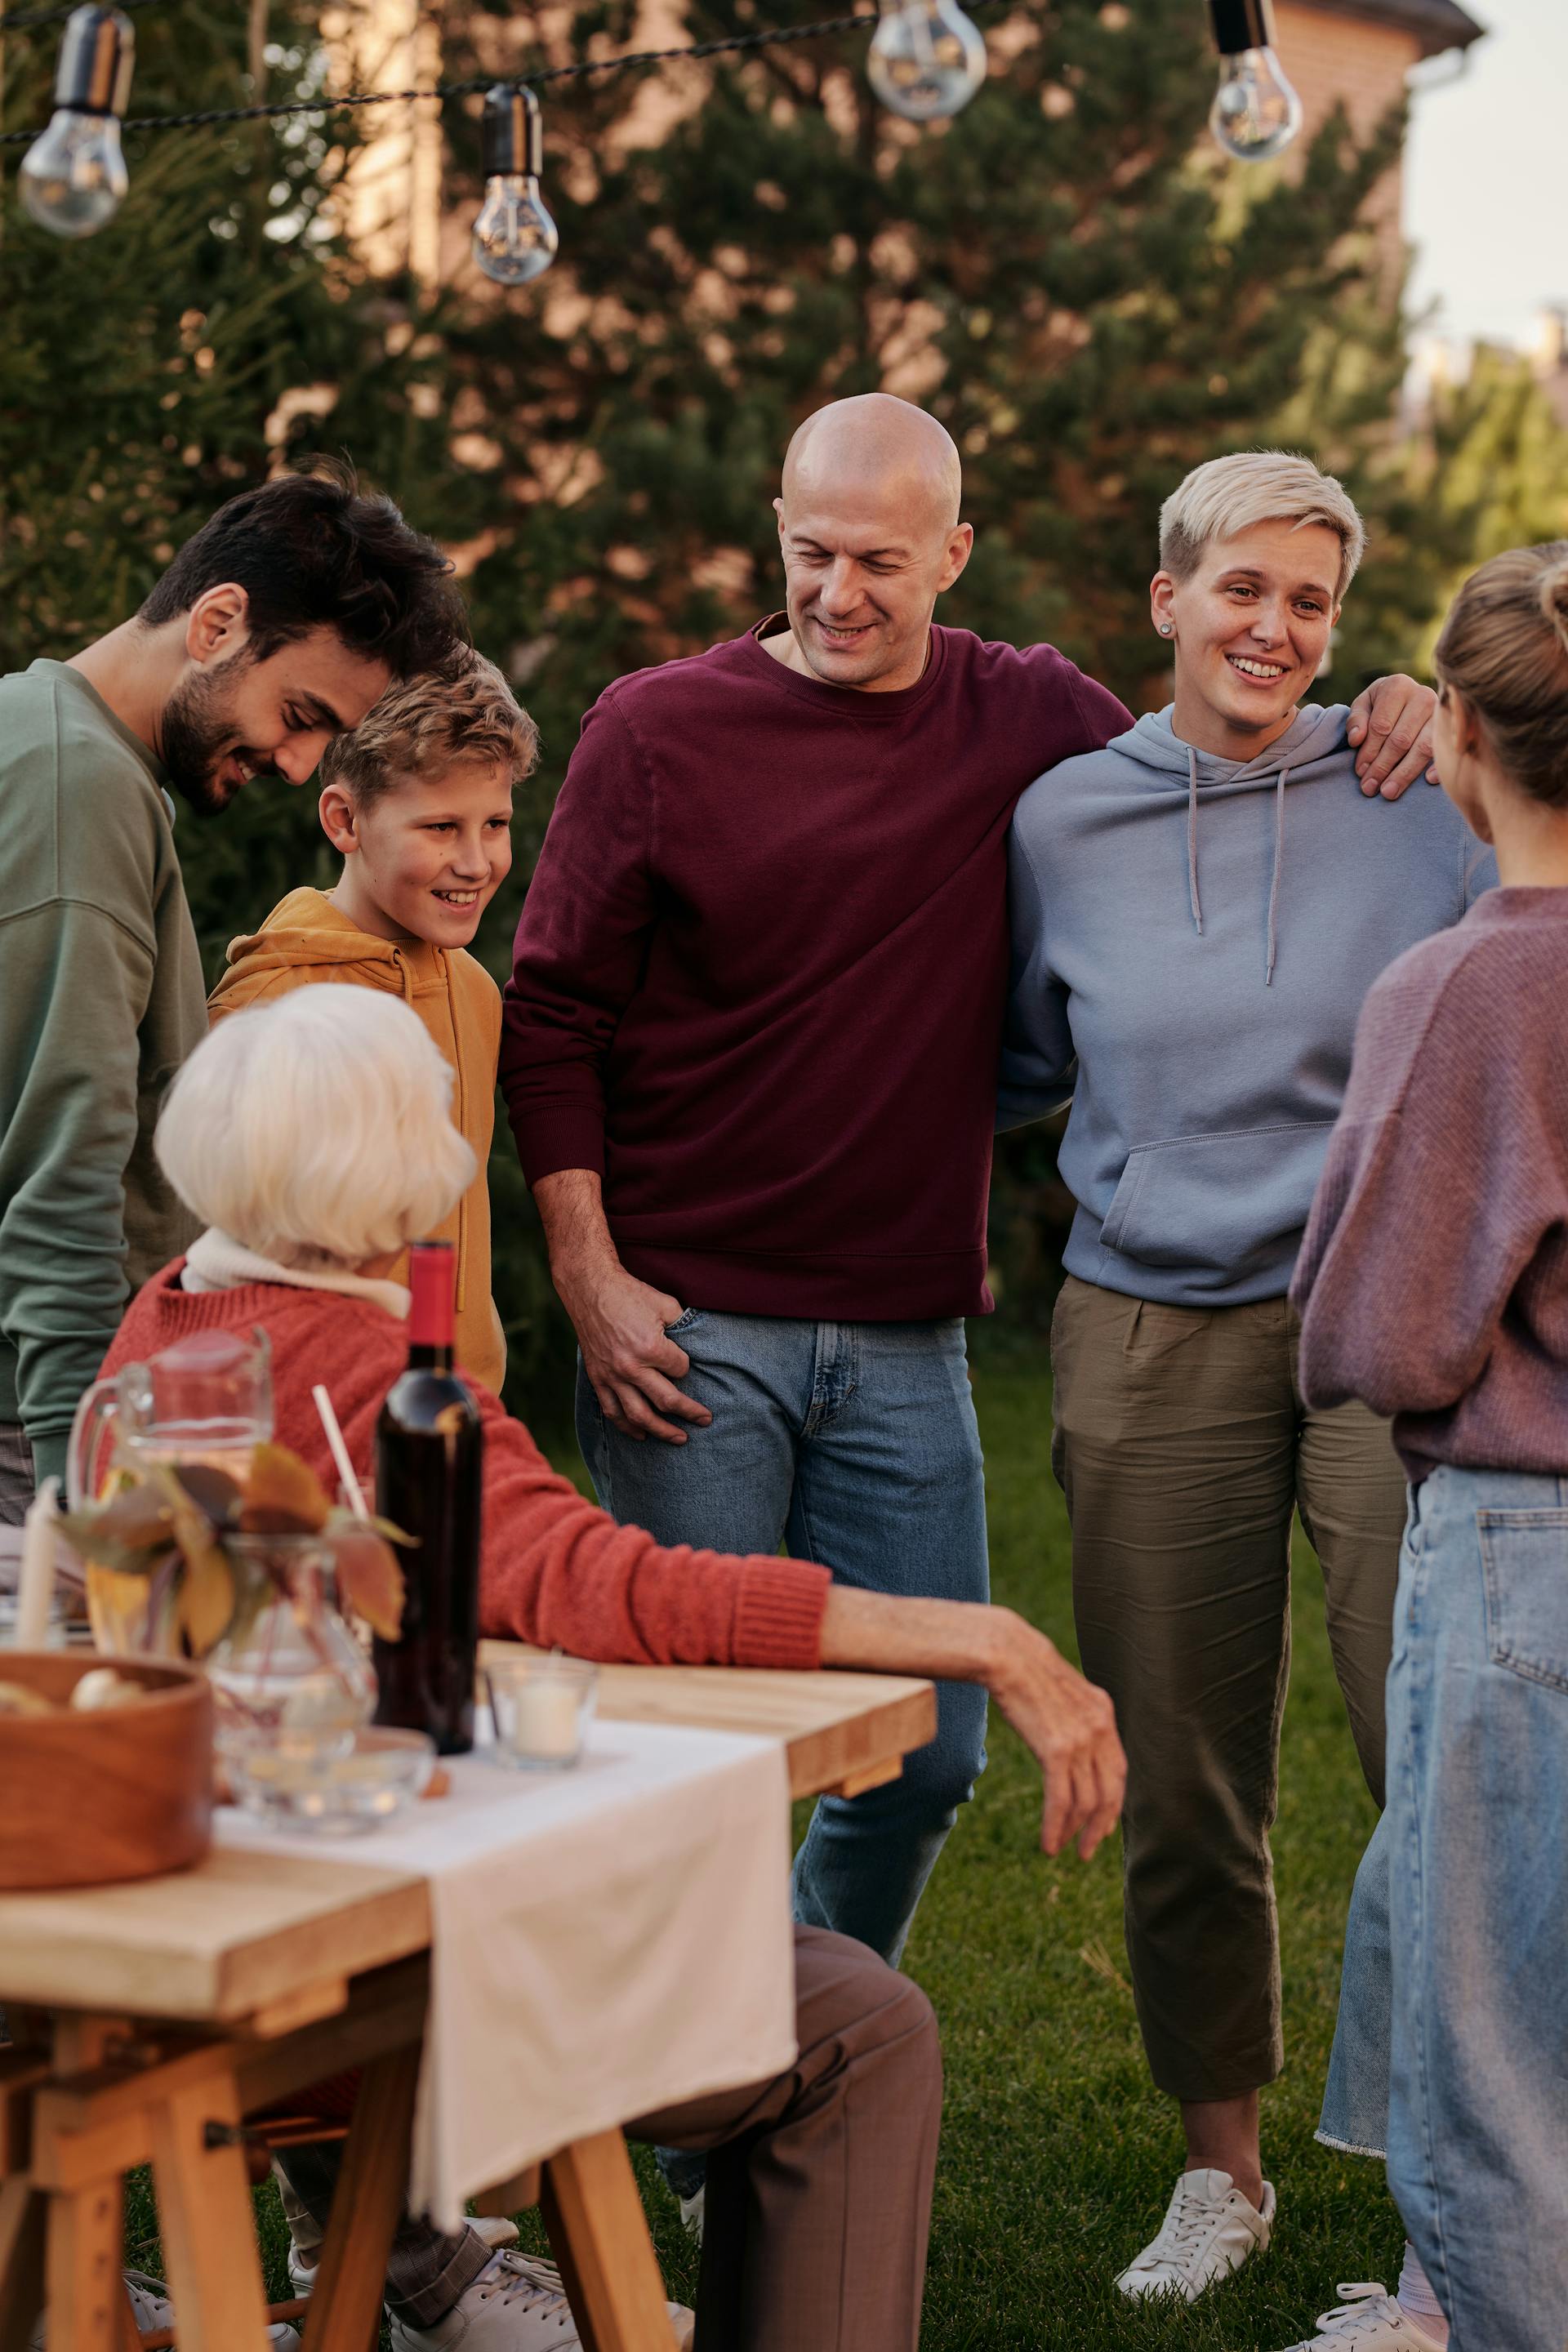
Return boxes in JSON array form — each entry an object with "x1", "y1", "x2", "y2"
[{"x1": 1291, "y1": 542, "x2": 1568, "y2": 2352}]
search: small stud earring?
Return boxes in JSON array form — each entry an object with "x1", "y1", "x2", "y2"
[{"x1": 1159, "y1": 623, "x2": 1173, "y2": 636}]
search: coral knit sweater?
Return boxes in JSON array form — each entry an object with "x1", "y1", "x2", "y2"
[{"x1": 103, "y1": 1264, "x2": 831, "y2": 1669}]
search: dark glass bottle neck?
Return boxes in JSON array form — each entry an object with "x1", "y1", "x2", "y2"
[{"x1": 408, "y1": 1241, "x2": 457, "y2": 1356}]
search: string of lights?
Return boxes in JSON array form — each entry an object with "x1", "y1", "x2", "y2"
[
  {"x1": 11, "y1": 0, "x2": 1303, "y2": 268},
  {"x1": 2, "y1": 0, "x2": 1013, "y2": 147},
  {"x1": 0, "y1": 0, "x2": 154, "y2": 32}
]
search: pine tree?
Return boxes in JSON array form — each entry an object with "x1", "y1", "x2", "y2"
[
  {"x1": 7, "y1": 0, "x2": 1568, "y2": 1369},
  {"x1": 432, "y1": 0, "x2": 1410, "y2": 723}
]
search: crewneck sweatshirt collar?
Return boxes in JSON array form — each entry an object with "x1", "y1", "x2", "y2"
[
  {"x1": 735, "y1": 612, "x2": 948, "y2": 719},
  {"x1": 28, "y1": 658, "x2": 172, "y2": 794},
  {"x1": 1460, "y1": 881, "x2": 1568, "y2": 927}
]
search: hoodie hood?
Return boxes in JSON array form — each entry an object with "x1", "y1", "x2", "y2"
[
  {"x1": 1110, "y1": 703, "x2": 1353, "y2": 986},
  {"x1": 218, "y1": 886, "x2": 439, "y2": 1008},
  {"x1": 207, "y1": 883, "x2": 508, "y2": 1391},
  {"x1": 1112, "y1": 702, "x2": 1351, "y2": 786}
]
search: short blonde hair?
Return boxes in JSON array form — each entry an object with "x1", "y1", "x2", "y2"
[
  {"x1": 157, "y1": 987, "x2": 476, "y2": 1269},
  {"x1": 1435, "y1": 541, "x2": 1568, "y2": 810},
  {"x1": 1159, "y1": 451, "x2": 1366, "y2": 603},
  {"x1": 320, "y1": 645, "x2": 540, "y2": 808}
]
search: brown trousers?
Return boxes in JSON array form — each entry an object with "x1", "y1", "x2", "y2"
[
  {"x1": 1049, "y1": 1276, "x2": 1407, "y2": 2105},
  {"x1": 637, "y1": 1925, "x2": 942, "y2": 2352},
  {"x1": 281, "y1": 1926, "x2": 941, "y2": 2350}
]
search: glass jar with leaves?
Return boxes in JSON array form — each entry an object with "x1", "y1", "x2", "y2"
[{"x1": 58, "y1": 1442, "x2": 406, "y2": 1781}]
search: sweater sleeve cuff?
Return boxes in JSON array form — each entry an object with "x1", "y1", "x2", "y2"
[
  {"x1": 729, "y1": 1558, "x2": 831, "y2": 1670},
  {"x1": 510, "y1": 1105, "x2": 608, "y2": 1189},
  {"x1": 25, "y1": 1427, "x2": 69, "y2": 1494}
]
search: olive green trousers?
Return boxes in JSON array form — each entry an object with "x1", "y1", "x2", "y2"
[{"x1": 1049, "y1": 1275, "x2": 1407, "y2": 2104}]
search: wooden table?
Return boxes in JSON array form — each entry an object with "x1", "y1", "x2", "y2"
[{"x1": 0, "y1": 1662, "x2": 935, "y2": 2352}]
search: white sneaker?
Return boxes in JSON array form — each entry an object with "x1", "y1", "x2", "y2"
[
  {"x1": 287, "y1": 2212, "x2": 519, "y2": 2299},
  {"x1": 678, "y1": 2186, "x2": 706, "y2": 2245},
  {"x1": 29, "y1": 2272, "x2": 298, "y2": 2349},
  {"x1": 1116, "y1": 2167, "x2": 1276, "y2": 2301},
  {"x1": 1276, "y1": 2283, "x2": 1446, "y2": 2350},
  {"x1": 386, "y1": 2250, "x2": 694, "y2": 2350}
]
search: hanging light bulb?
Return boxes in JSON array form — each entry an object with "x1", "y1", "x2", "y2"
[
  {"x1": 473, "y1": 83, "x2": 558, "y2": 287},
  {"x1": 866, "y1": 0, "x2": 988, "y2": 124},
  {"x1": 19, "y1": 4, "x2": 135, "y2": 238},
  {"x1": 1207, "y1": 0, "x2": 1302, "y2": 163}
]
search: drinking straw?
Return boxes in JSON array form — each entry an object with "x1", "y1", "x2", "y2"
[{"x1": 312, "y1": 1384, "x2": 369, "y2": 1520}]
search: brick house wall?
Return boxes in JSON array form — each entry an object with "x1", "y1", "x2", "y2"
[{"x1": 1272, "y1": 2, "x2": 1482, "y2": 273}]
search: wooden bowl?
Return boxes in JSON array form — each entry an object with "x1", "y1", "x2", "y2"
[{"x1": 0, "y1": 1653, "x2": 213, "y2": 1890}]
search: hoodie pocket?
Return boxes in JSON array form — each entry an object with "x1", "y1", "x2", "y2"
[{"x1": 1098, "y1": 1122, "x2": 1337, "y2": 1281}]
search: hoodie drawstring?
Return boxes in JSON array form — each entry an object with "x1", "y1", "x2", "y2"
[
  {"x1": 1186, "y1": 746, "x2": 1203, "y2": 938},
  {"x1": 1264, "y1": 768, "x2": 1289, "y2": 987},
  {"x1": 1185, "y1": 751, "x2": 1290, "y2": 985}
]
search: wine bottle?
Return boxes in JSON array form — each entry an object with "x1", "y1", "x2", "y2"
[{"x1": 372, "y1": 1241, "x2": 483, "y2": 1755}]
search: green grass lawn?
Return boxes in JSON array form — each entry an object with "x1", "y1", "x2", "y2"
[{"x1": 127, "y1": 1348, "x2": 1395, "y2": 2349}]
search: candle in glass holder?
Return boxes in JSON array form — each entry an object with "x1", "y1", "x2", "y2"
[
  {"x1": 514, "y1": 1675, "x2": 581, "y2": 1758},
  {"x1": 490, "y1": 1656, "x2": 596, "y2": 1769}
]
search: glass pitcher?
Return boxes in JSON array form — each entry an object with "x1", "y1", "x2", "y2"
[{"x1": 67, "y1": 1325, "x2": 274, "y2": 1510}]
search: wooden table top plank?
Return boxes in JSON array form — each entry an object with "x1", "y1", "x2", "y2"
[
  {"x1": 0, "y1": 1665, "x2": 936, "y2": 2023},
  {"x1": 477, "y1": 1649, "x2": 938, "y2": 1801},
  {"x1": 0, "y1": 1851, "x2": 429, "y2": 2022}
]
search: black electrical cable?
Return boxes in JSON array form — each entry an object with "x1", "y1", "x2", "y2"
[
  {"x1": 0, "y1": 0, "x2": 158, "y2": 29},
  {"x1": 0, "y1": 0, "x2": 1018, "y2": 145}
]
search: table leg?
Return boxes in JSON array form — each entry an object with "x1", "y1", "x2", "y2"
[
  {"x1": 305, "y1": 2042, "x2": 421, "y2": 2352},
  {"x1": 42, "y1": 2171, "x2": 123, "y2": 2352},
  {"x1": 147, "y1": 2073, "x2": 275, "y2": 2352},
  {"x1": 541, "y1": 2132, "x2": 680, "y2": 2352},
  {"x1": 0, "y1": 2180, "x2": 47, "y2": 2352}
]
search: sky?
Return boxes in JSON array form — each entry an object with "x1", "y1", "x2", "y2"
[{"x1": 1404, "y1": 0, "x2": 1568, "y2": 348}]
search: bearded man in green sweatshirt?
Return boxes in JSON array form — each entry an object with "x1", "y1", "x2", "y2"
[{"x1": 0, "y1": 461, "x2": 466, "y2": 1521}]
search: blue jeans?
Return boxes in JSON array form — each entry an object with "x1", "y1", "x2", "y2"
[
  {"x1": 577, "y1": 1309, "x2": 991, "y2": 1963},
  {"x1": 1321, "y1": 1465, "x2": 1568, "y2": 2351}
]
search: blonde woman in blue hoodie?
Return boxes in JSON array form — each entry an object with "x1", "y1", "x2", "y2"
[{"x1": 1003, "y1": 452, "x2": 1494, "y2": 2335}]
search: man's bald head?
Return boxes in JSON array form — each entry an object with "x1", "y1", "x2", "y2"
[
  {"x1": 769, "y1": 396, "x2": 973, "y2": 693},
  {"x1": 782, "y1": 395, "x2": 963, "y2": 536}
]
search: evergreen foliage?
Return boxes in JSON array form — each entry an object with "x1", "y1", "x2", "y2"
[{"x1": 4, "y1": 0, "x2": 1566, "y2": 1385}]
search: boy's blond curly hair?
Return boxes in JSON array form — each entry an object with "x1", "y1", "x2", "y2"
[{"x1": 321, "y1": 647, "x2": 539, "y2": 804}]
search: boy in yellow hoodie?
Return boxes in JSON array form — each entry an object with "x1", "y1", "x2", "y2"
[{"x1": 209, "y1": 651, "x2": 537, "y2": 1392}]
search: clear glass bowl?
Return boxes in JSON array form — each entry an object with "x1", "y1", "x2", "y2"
[
  {"x1": 486, "y1": 1655, "x2": 598, "y2": 1771},
  {"x1": 225, "y1": 1724, "x2": 435, "y2": 1834}
]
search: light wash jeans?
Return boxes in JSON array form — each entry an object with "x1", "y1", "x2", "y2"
[
  {"x1": 577, "y1": 1310, "x2": 991, "y2": 1962},
  {"x1": 1320, "y1": 1465, "x2": 1568, "y2": 2352},
  {"x1": 579, "y1": 1309, "x2": 990, "y2": 2201}
]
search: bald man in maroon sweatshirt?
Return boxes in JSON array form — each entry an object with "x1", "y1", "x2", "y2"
[{"x1": 500, "y1": 397, "x2": 1436, "y2": 2005}]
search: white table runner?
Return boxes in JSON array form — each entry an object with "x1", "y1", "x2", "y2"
[{"x1": 216, "y1": 1716, "x2": 796, "y2": 2226}]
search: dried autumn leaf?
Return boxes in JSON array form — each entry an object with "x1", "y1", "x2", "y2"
[
  {"x1": 173, "y1": 1462, "x2": 243, "y2": 1527},
  {"x1": 150, "y1": 1461, "x2": 239, "y2": 1659},
  {"x1": 238, "y1": 1443, "x2": 332, "y2": 1535},
  {"x1": 177, "y1": 1544, "x2": 236, "y2": 1656},
  {"x1": 83, "y1": 1558, "x2": 171, "y2": 1643},
  {"x1": 56, "y1": 1480, "x2": 175, "y2": 1569},
  {"x1": 331, "y1": 1524, "x2": 405, "y2": 1642}
]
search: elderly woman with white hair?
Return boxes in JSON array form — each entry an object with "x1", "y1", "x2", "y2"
[
  {"x1": 100, "y1": 980, "x2": 1124, "y2": 2352},
  {"x1": 1001, "y1": 451, "x2": 1494, "y2": 2336}
]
